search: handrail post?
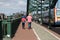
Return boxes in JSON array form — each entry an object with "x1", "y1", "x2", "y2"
[{"x1": 7, "y1": 16, "x2": 11, "y2": 37}]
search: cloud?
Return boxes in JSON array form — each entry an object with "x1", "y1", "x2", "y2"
[
  {"x1": 0, "y1": 0, "x2": 27, "y2": 9},
  {"x1": 3, "y1": 3, "x2": 11, "y2": 7},
  {"x1": 0, "y1": 2, "x2": 4, "y2": 4},
  {"x1": 18, "y1": 0, "x2": 27, "y2": 6},
  {"x1": 0, "y1": 2, "x2": 11, "y2": 7},
  {"x1": 0, "y1": 0, "x2": 27, "y2": 8},
  {"x1": 0, "y1": 0, "x2": 27, "y2": 16}
]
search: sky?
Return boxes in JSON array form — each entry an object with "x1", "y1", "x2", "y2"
[{"x1": 0, "y1": 0, "x2": 27, "y2": 16}]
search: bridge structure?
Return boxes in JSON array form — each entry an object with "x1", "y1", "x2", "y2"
[{"x1": 0, "y1": 0, "x2": 59, "y2": 40}]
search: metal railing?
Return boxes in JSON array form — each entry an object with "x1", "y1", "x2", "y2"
[
  {"x1": 0, "y1": 20, "x2": 3, "y2": 38},
  {"x1": 2, "y1": 17, "x2": 21, "y2": 38}
]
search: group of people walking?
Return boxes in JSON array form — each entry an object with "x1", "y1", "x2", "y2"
[{"x1": 21, "y1": 14, "x2": 32, "y2": 29}]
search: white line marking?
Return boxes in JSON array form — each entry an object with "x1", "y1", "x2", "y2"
[
  {"x1": 34, "y1": 22, "x2": 60, "y2": 40},
  {"x1": 42, "y1": 27, "x2": 60, "y2": 40},
  {"x1": 32, "y1": 28, "x2": 41, "y2": 40}
]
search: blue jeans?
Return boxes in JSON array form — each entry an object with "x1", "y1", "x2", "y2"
[{"x1": 28, "y1": 22, "x2": 31, "y2": 28}]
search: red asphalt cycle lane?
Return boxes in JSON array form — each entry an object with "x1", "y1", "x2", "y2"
[{"x1": 12, "y1": 22, "x2": 37, "y2": 40}]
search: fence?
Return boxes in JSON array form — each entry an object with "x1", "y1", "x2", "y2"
[{"x1": 2, "y1": 17, "x2": 21, "y2": 38}]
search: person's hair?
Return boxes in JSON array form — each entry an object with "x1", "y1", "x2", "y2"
[{"x1": 29, "y1": 13, "x2": 31, "y2": 16}]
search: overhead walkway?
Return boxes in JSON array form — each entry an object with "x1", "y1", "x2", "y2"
[{"x1": 3, "y1": 22, "x2": 59, "y2": 40}]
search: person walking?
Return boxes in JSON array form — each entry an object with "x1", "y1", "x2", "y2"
[
  {"x1": 21, "y1": 15, "x2": 26, "y2": 29},
  {"x1": 27, "y1": 14, "x2": 32, "y2": 29}
]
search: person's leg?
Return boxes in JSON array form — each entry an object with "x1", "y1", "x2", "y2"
[
  {"x1": 29, "y1": 22, "x2": 31, "y2": 28},
  {"x1": 22, "y1": 22, "x2": 25, "y2": 29},
  {"x1": 28, "y1": 22, "x2": 29, "y2": 29},
  {"x1": 28, "y1": 22, "x2": 31, "y2": 29}
]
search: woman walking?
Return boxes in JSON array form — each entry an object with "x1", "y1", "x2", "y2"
[{"x1": 27, "y1": 14, "x2": 32, "y2": 29}]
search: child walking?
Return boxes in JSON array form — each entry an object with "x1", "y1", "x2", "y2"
[{"x1": 21, "y1": 15, "x2": 26, "y2": 29}]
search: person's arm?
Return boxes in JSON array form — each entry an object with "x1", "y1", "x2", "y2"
[
  {"x1": 25, "y1": 18, "x2": 26, "y2": 22},
  {"x1": 26, "y1": 16, "x2": 28, "y2": 21},
  {"x1": 31, "y1": 16, "x2": 33, "y2": 21}
]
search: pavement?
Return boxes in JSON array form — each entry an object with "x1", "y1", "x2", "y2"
[
  {"x1": 12, "y1": 22, "x2": 37, "y2": 40},
  {"x1": 32, "y1": 22, "x2": 59, "y2": 40},
  {"x1": 3, "y1": 22, "x2": 60, "y2": 40}
]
